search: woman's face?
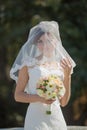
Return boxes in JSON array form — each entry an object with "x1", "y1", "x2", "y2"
[{"x1": 37, "y1": 33, "x2": 55, "y2": 57}]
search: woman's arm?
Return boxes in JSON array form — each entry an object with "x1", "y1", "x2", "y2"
[
  {"x1": 60, "y1": 58, "x2": 72, "y2": 107},
  {"x1": 60, "y1": 74, "x2": 71, "y2": 107},
  {"x1": 14, "y1": 66, "x2": 55, "y2": 104},
  {"x1": 14, "y1": 66, "x2": 40, "y2": 103}
]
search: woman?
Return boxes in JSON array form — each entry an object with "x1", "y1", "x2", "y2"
[{"x1": 10, "y1": 21, "x2": 76, "y2": 130}]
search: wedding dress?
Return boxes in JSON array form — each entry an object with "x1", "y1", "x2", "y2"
[{"x1": 24, "y1": 63, "x2": 67, "y2": 130}]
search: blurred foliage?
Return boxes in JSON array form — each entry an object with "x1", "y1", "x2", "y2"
[{"x1": 0, "y1": 0, "x2": 87, "y2": 128}]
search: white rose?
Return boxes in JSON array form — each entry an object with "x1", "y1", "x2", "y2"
[
  {"x1": 51, "y1": 92, "x2": 57, "y2": 99},
  {"x1": 46, "y1": 84, "x2": 56, "y2": 91},
  {"x1": 37, "y1": 89, "x2": 44, "y2": 97},
  {"x1": 58, "y1": 87, "x2": 66, "y2": 98},
  {"x1": 45, "y1": 90, "x2": 53, "y2": 99}
]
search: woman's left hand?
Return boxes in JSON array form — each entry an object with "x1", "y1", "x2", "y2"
[{"x1": 60, "y1": 57, "x2": 72, "y2": 77}]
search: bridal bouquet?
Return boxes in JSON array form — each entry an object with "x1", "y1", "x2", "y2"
[{"x1": 36, "y1": 74, "x2": 66, "y2": 114}]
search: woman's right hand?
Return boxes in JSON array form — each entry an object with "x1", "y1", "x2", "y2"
[
  {"x1": 41, "y1": 98, "x2": 56, "y2": 104},
  {"x1": 36, "y1": 95, "x2": 56, "y2": 104}
]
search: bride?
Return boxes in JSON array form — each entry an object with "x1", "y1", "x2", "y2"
[{"x1": 10, "y1": 21, "x2": 76, "y2": 130}]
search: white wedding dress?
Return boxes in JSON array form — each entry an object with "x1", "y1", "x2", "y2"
[{"x1": 24, "y1": 63, "x2": 67, "y2": 130}]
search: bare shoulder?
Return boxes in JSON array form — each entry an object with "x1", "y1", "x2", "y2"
[
  {"x1": 16, "y1": 66, "x2": 29, "y2": 91},
  {"x1": 18, "y1": 66, "x2": 29, "y2": 82},
  {"x1": 19, "y1": 66, "x2": 29, "y2": 75}
]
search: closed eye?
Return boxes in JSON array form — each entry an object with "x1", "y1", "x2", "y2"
[{"x1": 37, "y1": 40, "x2": 43, "y2": 44}]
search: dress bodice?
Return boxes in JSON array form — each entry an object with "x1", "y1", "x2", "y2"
[{"x1": 25, "y1": 63, "x2": 64, "y2": 95}]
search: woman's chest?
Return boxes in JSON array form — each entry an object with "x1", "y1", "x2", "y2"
[{"x1": 28, "y1": 66, "x2": 64, "y2": 81}]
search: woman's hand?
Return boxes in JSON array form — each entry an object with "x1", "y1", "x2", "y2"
[
  {"x1": 40, "y1": 98, "x2": 56, "y2": 104},
  {"x1": 60, "y1": 57, "x2": 72, "y2": 77},
  {"x1": 37, "y1": 95, "x2": 56, "y2": 104}
]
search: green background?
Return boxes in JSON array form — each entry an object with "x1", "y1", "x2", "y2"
[{"x1": 0, "y1": 0, "x2": 87, "y2": 127}]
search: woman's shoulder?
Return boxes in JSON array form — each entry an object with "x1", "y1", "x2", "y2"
[
  {"x1": 19, "y1": 66, "x2": 29, "y2": 74},
  {"x1": 20, "y1": 57, "x2": 38, "y2": 70}
]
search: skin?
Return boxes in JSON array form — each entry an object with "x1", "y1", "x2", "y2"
[
  {"x1": 37, "y1": 33, "x2": 55, "y2": 58},
  {"x1": 60, "y1": 58, "x2": 72, "y2": 106},
  {"x1": 14, "y1": 33, "x2": 72, "y2": 107}
]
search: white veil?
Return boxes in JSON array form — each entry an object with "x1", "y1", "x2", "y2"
[{"x1": 10, "y1": 21, "x2": 76, "y2": 83}]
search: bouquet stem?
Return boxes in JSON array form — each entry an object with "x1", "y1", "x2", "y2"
[{"x1": 46, "y1": 104, "x2": 51, "y2": 115}]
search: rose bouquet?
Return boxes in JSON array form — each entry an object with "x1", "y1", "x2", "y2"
[{"x1": 36, "y1": 74, "x2": 66, "y2": 114}]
